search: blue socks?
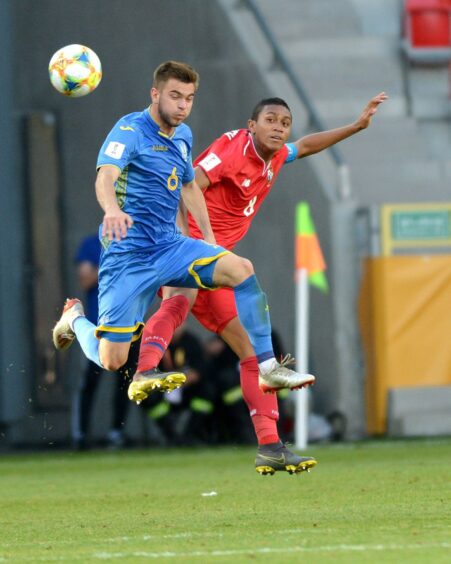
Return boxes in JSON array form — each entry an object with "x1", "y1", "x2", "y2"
[
  {"x1": 233, "y1": 275, "x2": 274, "y2": 363},
  {"x1": 73, "y1": 317, "x2": 102, "y2": 368}
]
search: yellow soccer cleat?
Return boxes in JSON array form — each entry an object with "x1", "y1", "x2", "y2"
[{"x1": 128, "y1": 369, "x2": 186, "y2": 404}]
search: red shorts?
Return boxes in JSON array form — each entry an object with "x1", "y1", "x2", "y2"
[{"x1": 191, "y1": 287, "x2": 237, "y2": 334}]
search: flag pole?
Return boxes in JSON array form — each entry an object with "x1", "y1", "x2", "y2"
[
  {"x1": 294, "y1": 201, "x2": 327, "y2": 451},
  {"x1": 295, "y1": 266, "x2": 309, "y2": 450}
]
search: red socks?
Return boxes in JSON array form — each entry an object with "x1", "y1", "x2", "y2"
[
  {"x1": 239, "y1": 356, "x2": 280, "y2": 445},
  {"x1": 137, "y1": 295, "x2": 190, "y2": 372}
]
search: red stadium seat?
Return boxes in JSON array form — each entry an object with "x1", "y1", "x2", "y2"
[
  {"x1": 403, "y1": 0, "x2": 451, "y2": 62},
  {"x1": 405, "y1": 0, "x2": 451, "y2": 47}
]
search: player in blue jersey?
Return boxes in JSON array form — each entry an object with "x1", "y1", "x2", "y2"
[{"x1": 53, "y1": 60, "x2": 315, "y2": 406}]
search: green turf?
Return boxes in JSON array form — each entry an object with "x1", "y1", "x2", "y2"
[{"x1": 0, "y1": 439, "x2": 450, "y2": 563}]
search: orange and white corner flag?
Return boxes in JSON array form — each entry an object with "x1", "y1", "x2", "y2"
[{"x1": 295, "y1": 202, "x2": 328, "y2": 292}]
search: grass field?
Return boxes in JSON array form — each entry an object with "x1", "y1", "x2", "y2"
[{"x1": 0, "y1": 439, "x2": 450, "y2": 563}]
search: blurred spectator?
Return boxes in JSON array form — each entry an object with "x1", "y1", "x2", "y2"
[
  {"x1": 143, "y1": 323, "x2": 207, "y2": 445},
  {"x1": 144, "y1": 327, "x2": 296, "y2": 447},
  {"x1": 201, "y1": 335, "x2": 255, "y2": 445},
  {"x1": 71, "y1": 234, "x2": 135, "y2": 450}
]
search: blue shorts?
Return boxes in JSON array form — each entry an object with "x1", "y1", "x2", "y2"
[{"x1": 95, "y1": 236, "x2": 229, "y2": 342}]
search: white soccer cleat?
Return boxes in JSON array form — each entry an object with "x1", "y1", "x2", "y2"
[
  {"x1": 52, "y1": 298, "x2": 85, "y2": 351},
  {"x1": 259, "y1": 354, "x2": 315, "y2": 394}
]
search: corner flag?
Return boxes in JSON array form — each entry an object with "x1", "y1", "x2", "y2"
[{"x1": 295, "y1": 202, "x2": 328, "y2": 292}]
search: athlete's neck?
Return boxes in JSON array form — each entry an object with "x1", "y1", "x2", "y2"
[
  {"x1": 148, "y1": 105, "x2": 174, "y2": 136},
  {"x1": 251, "y1": 135, "x2": 275, "y2": 163}
]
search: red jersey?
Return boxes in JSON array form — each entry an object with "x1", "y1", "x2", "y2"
[{"x1": 189, "y1": 129, "x2": 295, "y2": 250}]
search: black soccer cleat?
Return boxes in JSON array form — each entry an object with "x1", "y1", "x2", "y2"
[{"x1": 255, "y1": 441, "x2": 317, "y2": 475}]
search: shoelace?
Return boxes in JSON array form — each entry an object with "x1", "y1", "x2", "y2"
[{"x1": 279, "y1": 353, "x2": 296, "y2": 368}]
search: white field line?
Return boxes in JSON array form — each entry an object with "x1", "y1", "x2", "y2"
[
  {"x1": 1, "y1": 542, "x2": 450, "y2": 561},
  {"x1": 0, "y1": 528, "x2": 334, "y2": 549},
  {"x1": 323, "y1": 438, "x2": 451, "y2": 450}
]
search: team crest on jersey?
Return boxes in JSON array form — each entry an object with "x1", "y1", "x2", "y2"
[
  {"x1": 267, "y1": 166, "x2": 274, "y2": 183},
  {"x1": 179, "y1": 141, "x2": 189, "y2": 162},
  {"x1": 152, "y1": 144, "x2": 168, "y2": 152}
]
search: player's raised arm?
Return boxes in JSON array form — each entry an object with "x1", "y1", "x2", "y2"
[
  {"x1": 95, "y1": 165, "x2": 134, "y2": 241},
  {"x1": 180, "y1": 180, "x2": 216, "y2": 245},
  {"x1": 295, "y1": 91, "x2": 388, "y2": 158}
]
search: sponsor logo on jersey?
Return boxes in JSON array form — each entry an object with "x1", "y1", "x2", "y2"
[
  {"x1": 199, "y1": 152, "x2": 221, "y2": 172},
  {"x1": 119, "y1": 126, "x2": 135, "y2": 131},
  {"x1": 241, "y1": 179, "x2": 251, "y2": 188},
  {"x1": 151, "y1": 145, "x2": 168, "y2": 152},
  {"x1": 105, "y1": 141, "x2": 125, "y2": 159},
  {"x1": 179, "y1": 141, "x2": 188, "y2": 162}
]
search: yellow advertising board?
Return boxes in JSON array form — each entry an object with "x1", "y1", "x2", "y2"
[{"x1": 361, "y1": 203, "x2": 451, "y2": 434}]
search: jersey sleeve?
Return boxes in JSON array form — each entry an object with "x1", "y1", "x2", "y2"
[
  {"x1": 179, "y1": 127, "x2": 195, "y2": 185},
  {"x1": 182, "y1": 159, "x2": 195, "y2": 184},
  {"x1": 284, "y1": 142, "x2": 298, "y2": 163},
  {"x1": 182, "y1": 145, "x2": 195, "y2": 184},
  {"x1": 96, "y1": 120, "x2": 140, "y2": 171}
]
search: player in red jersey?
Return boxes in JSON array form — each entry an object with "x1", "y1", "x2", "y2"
[{"x1": 135, "y1": 92, "x2": 387, "y2": 474}]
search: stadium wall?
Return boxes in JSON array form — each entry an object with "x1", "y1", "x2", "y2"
[{"x1": 0, "y1": 0, "x2": 326, "y2": 447}]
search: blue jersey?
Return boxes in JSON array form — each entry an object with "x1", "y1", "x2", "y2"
[{"x1": 96, "y1": 108, "x2": 195, "y2": 252}]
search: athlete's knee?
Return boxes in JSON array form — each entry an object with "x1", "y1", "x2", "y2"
[
  {"x1": 162, "y1": 286, "x2": 197, "y2": 308},
  {"x1": 101, "y1": 356, "x2": 127, "y2": 372},
  {"x1": 227, "y1": 256, "x2": 255, "y2": 285},
  {"x1": 213, "y1": 254, "x2": 255, "y2": 287},
  {"x1": 99, "y1": 342, "x2": 129, "y2": 372},
  {"x1": 237, "y1": 258, "x2": 255, "y2": 281},
  {"x1": 162, "y1": 287, "x2": 197, "y2": 310}
]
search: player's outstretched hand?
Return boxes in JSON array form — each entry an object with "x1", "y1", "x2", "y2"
[
  {"x1": 356, "y1": 92, "x2": 388, "y2": 130},
  {"x1": 102, "y1": 209, "x2": 134, "y2": 241}
]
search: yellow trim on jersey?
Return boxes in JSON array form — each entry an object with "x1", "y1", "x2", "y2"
[
  {"x1": 131, "y1": 330, "x2": 144, "y2": 343},
  {"x1": 188, "y1": 251, "x2": 230, "y2": 290},
  {"x1": 158, "y1": 129, "x2": 175, "y2": 140},
  {"x1": 95, "y1": 321, "x2": 144, "y2": 341}
]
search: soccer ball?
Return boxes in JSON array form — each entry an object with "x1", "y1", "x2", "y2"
[{"x1": 48, "y1": 44, "x2": 102, "y2": 97}]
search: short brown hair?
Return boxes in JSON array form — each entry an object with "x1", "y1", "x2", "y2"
[{"x1": 153, "y1": 61, "x2": 199, "y2": 91}]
